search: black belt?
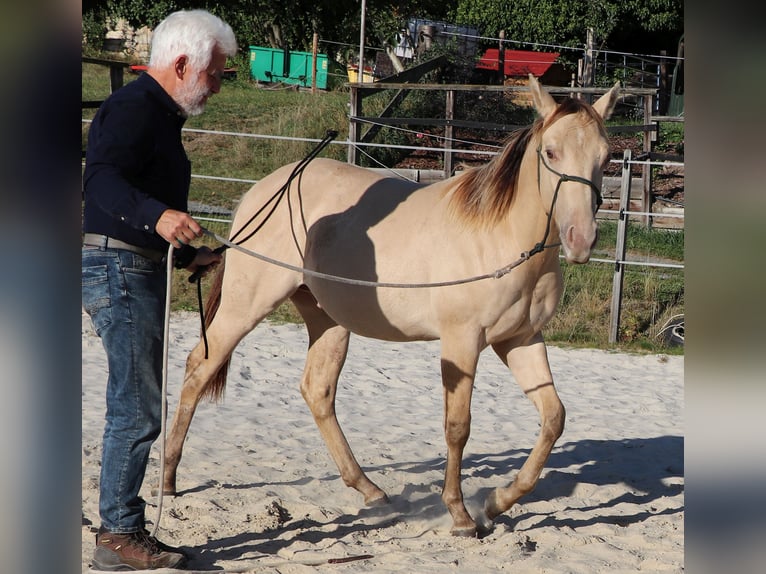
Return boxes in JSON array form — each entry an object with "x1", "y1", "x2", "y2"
[{"x1": 82, "y1": 233, "x2": 165, "y2": 263}]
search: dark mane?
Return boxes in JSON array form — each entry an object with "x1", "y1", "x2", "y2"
[{"x1": 448, "y1": 97, "x2": 605, "y2": 228}]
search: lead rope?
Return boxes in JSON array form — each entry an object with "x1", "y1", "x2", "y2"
[{"x1": 152, "y1": 243, "x2": 175, "y2": 538}]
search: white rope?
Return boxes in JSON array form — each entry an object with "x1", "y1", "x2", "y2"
[{"x1": 151, "y1": 244, "x2": 174, "y2": 537}]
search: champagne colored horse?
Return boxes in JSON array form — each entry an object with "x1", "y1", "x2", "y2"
[{"x1": 164, "y1": 76, "x2": 620, "y2": 537}]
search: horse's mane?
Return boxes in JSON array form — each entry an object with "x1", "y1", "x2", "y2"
[{"x1": 448, "y1": 97, "x2": 606, "y2": 228}]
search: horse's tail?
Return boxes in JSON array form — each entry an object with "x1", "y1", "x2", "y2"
[{"x1": 198, "y1": 256, "x2": 230, "y2": 403}]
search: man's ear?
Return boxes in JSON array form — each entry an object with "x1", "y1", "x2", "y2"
[{"x1": 174, "y1": 56, "x2": 188, "y2": 79}]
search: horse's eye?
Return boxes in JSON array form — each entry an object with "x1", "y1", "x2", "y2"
[{"x1": 545, "y1": 149, "x2": 556, "y2": 161}]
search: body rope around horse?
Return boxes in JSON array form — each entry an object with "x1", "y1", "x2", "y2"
[{"x1": 204, "y1": 227, "x2": 542, "y2": 287}]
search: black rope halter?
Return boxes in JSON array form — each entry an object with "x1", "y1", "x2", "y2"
[{"x1": 529, "y1": 144, "x2": 603, "y2": 257}]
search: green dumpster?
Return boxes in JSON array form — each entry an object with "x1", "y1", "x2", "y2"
[{"x1": 249, "y1": 46, "x2": 328, "y2": 89}]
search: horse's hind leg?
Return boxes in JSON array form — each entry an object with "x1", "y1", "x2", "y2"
[
  {"x1": 291, "y1": 287, "x2": 389, "y2": 506},
  {"x1": 483, "y1": 336, "x2": 565, "y2": 526}
]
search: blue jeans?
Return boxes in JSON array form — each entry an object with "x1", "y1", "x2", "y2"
[{"x1": 82, "y1": 247, "x2": 167, "y2": 533}]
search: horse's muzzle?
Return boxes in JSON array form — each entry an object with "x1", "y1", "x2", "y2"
[{"x1": 562, "y1": 224, "x2": 598, "y2": 264}]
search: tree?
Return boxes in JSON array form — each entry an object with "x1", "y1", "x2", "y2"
[
  {"x1": 82, "y1": 0, "x2": 681, "y2": 69},
  {"x1": 82, "y1": 0, "x2": 453, "y2": 59},
  {"x1": 449, "y1": 0, "x2": 682, "y2": 56}
]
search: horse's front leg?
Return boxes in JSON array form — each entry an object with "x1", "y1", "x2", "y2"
[
  {"x1": 440, "y1": 336, "x2": 482, "y2": 537},
  {"x1": 484, "y1": 335, "x2": 565, "y2": 525},
  {"x1": 293, "y1": 290, "x2": 388, "y2": 506}
]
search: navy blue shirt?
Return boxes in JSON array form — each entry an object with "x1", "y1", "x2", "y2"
[{"x1": 83, "y1": 73, "x2": 191, "y2": 252}]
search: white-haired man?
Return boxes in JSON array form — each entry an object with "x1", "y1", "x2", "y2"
[{"x1": 82, "y1": 10, "x2": 237, "y2": 570}]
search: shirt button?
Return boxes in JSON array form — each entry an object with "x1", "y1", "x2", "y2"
[{"x1": 144, "y1": 225, "x2": 150, "y2": 230}]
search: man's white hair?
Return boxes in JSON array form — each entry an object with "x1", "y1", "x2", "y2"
[{"x1": 149, "y1": 10, "x2": 237, "y2": 72}]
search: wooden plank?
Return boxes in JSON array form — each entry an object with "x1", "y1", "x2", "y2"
[
  {"x1": 650, "y1": 115, "x2": 684, "y2": 123},
  {"x1": 82, "y1": 56, "x2": 131, "y2": 67},
  {"x1": 606, "y1": 124, "x2": 658, "y2": 134},
  {"x1": 602, "y1": 176, "x2": 643, "y2": 200},
  {"x1": 375, "y1": 55, "x2": 448, "y2": 84},
  {"x1": 350, "y1": 82, "x2": 656, "y2": 96}
]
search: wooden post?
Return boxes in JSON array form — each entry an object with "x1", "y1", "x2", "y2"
[
  {"x1": 581, "y1": 27, "x2": 595, "y2": 102},
  {"x1": 498, "y1": 30, "x2": 505, "y2": 85},
  {"x1": 444, "y1": 89, "x2": 455, "y2": 177},
  {"x1": 358, "y1": 0, "x2": 367, "y2": 82},
  {"x1": 311, "y1": 32, "x2": 318, "y2": 93},
  {"x1": 642, "y1": 93, "x2": 654, "y2": 227},
  {"x1": 347, "y1": 86, "x2": 362, "y2": 165},
  {"x1": 609, "y1": 149, "x2": 632, "y2": 344},
  {"x1": 109, "y1": 63, "x2": 124, "y2": 92},
  {"x1": 658, "y1": 49, "x2": 669, "y2": 115}
]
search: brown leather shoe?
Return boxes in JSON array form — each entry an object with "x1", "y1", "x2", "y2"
[{"x1": 93, "y1": 527, "x2": 186, "y2": 571}]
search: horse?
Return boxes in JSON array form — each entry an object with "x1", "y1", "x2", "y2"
[{"x1": 163, "y1": 75, "x2": 620, "y2": 537}]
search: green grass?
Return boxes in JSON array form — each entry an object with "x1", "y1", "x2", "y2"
[
  {"x1": 83, "y1": 57, "x2": 684, "y2": 353},
  {"x1": 597, "y1": 220, "x2": 684, "y2": 261}
]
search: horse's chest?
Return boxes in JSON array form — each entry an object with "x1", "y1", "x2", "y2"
[{"x1": 485, "y1": 274, "x2": 562, "y2": 342}]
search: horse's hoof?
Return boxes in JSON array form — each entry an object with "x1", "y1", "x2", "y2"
[
  {"x1": 450, "y1": 526, "x2": 477, "y2": 538},
  {"x1": 475, "y1": 512, "x2": 495, "y2": 538}
]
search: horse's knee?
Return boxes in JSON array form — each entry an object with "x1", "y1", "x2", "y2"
[{"x1": 300, "y1": 381, "x2": 335, "y2": 418}]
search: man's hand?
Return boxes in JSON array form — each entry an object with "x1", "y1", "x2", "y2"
[
  {"x1": 156, "y1": 209, "x2": 203, "y2": 249},
  {"x1": 185, "y1": 246, "x2": 222, "y2": 278}
]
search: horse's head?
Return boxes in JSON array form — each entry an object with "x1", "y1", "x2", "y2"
[{"x1": 529, "y1": 75, "x2": 620, "y2": 263}]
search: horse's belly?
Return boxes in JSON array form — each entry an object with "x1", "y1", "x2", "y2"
[{"x1": 309, "y1": 283, "x2": 439, "y2": 342}]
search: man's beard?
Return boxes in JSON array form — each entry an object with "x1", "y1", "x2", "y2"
[{"x1": 175, "y1": 79, "x2": 209, "y2": 117}]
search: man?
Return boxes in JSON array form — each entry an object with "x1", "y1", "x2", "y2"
[{"x1": 82, "y1": 10, "x2": 237, "y2": 571}]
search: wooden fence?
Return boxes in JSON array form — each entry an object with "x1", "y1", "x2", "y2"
[{"x1": 346, "y1": 81, "x2": 683, "y2": 228}]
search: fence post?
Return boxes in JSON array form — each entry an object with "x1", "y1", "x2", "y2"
[
  {"x1": 609, "y1": 149, "x2": 632, "y2": 344},
  {"x1": 347, "y1": 86, "x2": 362, "y2": 165},
  {"x1": 444, "y1": 89, "x2": 455, "y2": 177},
  {"x1": 109, "y1": 63, "x2": 124, "y2": 92},
  {"x1": 642, "y1": 93, "x2": 654, "y2": 227}
]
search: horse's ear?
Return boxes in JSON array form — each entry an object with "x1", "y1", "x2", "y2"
[
  {"x1": 528, "y1": 74, "x2": 557, "y2": 119},
  {"x1": 592, "y1": 81, "x2": 621, "y2": 120}
]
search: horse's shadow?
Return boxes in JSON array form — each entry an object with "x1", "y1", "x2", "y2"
[{"x1": 178, "y1": 435, "x2": 683, "y2": 568}]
